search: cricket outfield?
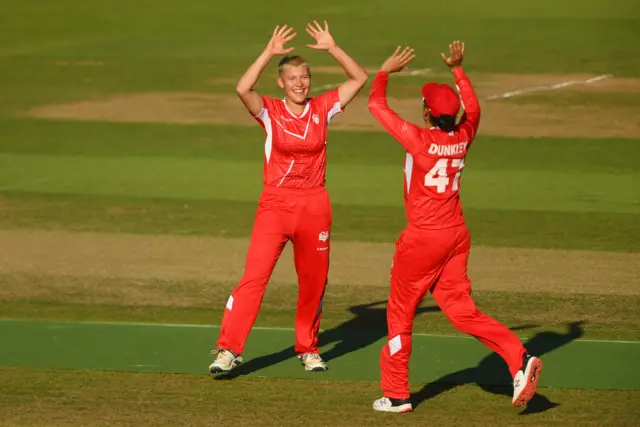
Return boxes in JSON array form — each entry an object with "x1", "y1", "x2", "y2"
[{"x1": 1, "y1": 0, "x2": 639, "y2": 425}]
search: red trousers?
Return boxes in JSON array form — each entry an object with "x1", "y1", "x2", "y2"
[
  {"x1": 380, "y1": 224, "x2": 526, "y2": 399},
  {"x1": 217, "y1": 185, "x2": 331, "y2": 355}
]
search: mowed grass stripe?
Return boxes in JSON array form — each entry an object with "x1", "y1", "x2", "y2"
[
  {"x1": 1, "y1": 119, "x2": 639, "y2": 173},
  {"x1": 2, "y1": 273, "x2": 638, "y2": 340},
  {"x1": 1, "y1": 319, "x2": 638, "y2": 390},
  {"x1": 2, "y1": 318, "x2": 639, "y2": 345},
  {"x1": 1, "y1": 153, "x2": 638, "y2": 214},
  {"x1": 1, "y1": 192, "x2": 638, "y2": 251},
  {"x1": 1, "y1": 0, "x2": 638, "y2": 76},
  {"x1": 2, "y1": 369, "x2": 638, "y2": 427}
]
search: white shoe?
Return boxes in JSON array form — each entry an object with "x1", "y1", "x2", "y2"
[
  {"x1": 209, "y1": 349, "x2": 243, "y2": 374},
  {"x1": 298, "y1": 353, "x2": 328, "y2": 372},
  {"x1": 512, "y1": 354, "x2": 543, "y2": 407},
  {"x1": 372, "y1": 397, "x2": 413, "y2": 413}
]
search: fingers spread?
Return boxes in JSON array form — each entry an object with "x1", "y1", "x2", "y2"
[{"x1": 282, "y1": 27, "x2": 294, "y2": 37}]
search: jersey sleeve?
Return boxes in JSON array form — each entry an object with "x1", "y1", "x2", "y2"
[
  {"x1": 253, "y1": 96, "x2": 275, "y2": 132},
  {"x1": 368, "y1": 72, "x2": 425, "y2": 155},
  {"x1": 453, "y1": 67, "x2": 481, "y2": 142},
  {"x1": 315, "y1": 88, "x2": 343, "y2": 124}
]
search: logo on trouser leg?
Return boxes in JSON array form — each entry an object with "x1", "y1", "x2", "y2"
[
  {"x1": 226, "y1": 295, "x2": 234, "y2": 311},
  {"x1": 389, "y1": 335, "x2": 402, "y2": 356},
  {"x1": 317, "y1": 231, "x2": 330, "y2": 251}
]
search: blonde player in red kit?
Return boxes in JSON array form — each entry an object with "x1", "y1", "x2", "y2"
[
  {"x1": 367, "y1": 42, "x2": 542, "y2": 412},
  {"x1": 209, "y1": 21, "x2": 368, "y2": 374}
]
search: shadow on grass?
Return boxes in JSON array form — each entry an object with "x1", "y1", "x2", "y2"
[
  {"x1": 411, "y1": 320, "x2": 585, "y2": 415},
  {"x1": 214, "y1": 300, "x2": 439, "y2": 380}
]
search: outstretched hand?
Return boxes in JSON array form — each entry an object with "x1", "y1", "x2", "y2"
[
  {"x1": 305, "y1": 20, "x2": 337, "y2": 51},
  {"x1": 441, "y1": 40, "x2": 464, "y2": 68},
  {"x1": 266, "y1": 25, "x2": 297, "y2": 55},
  {"x1": 380, "y1": 46, "x2": 416, "y2": 74}
]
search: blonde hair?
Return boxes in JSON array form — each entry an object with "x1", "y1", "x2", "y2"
[{"x1": 278, "y1": 55, "x2": 311, "y2": 76}]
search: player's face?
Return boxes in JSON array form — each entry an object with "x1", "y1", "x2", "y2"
[{"x1": 278, "y1": 65, "x2": 311, "y2": 105}]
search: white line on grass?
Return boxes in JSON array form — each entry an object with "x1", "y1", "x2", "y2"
[
  {"x1": 0, "y1": 176, "x2": 52, "y2": 191},
  {"x1": 3, "y1": 318, "x2": 637, "y2": 345},
  {"x1": 485, "y1": 74, "x2": 613, "y2": 100}
]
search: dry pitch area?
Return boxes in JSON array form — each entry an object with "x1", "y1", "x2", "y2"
[
  {"x1": 24, "y1": 72, "x2": 640, "y2": 139},
  {"x1": 1, "y1": 229, "x2": 638, "y2": 302}
]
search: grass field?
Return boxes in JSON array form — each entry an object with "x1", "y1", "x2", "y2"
[{"x1": 1, "y1": 0, "x2": 639, "y2": 425}]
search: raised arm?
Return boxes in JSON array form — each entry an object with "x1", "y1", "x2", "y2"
[
  {"x1": 236, "y1": 25, "x2": 297, "y2": 117},
  {"x1": 441, "y1": 41, "x2": 480, "y2": 139},
  {"x1": 306, "y1": 20, "x2": 368, "y2": 108},
  {"x1": 368, "y1": 47, "x2": 424, "y2": 155}
]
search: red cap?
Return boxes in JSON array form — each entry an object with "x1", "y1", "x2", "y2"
[{"x1": 421, "y1": 82, "x2": 460, "y2": 117}]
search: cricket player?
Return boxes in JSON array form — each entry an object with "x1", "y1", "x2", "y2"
[
  {"x1": 209, "y1": 21, "x2": 368, "y2": 374},
  {"x1": 367, "y1": 42, "x2": 542, "y2": 412}
]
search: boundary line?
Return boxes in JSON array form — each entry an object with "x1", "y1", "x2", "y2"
[{"x1": 2, "y1": 318, "x2": 638, "y2": 345}]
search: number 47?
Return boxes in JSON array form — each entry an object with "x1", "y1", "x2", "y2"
[{"x1": 424, "y1": 158, "x2": 465, "y2": 193}]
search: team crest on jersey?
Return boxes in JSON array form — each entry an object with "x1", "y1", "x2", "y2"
[
  {"x1": 312, "y1": 113, "x2": 319, "y2": 124},
  {"x1": 318, "y1": 231, "x2": 329, "y2": 242}
]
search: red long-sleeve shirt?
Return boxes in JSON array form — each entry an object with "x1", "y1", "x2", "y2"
[{"x1": 368, "y1": 68, "x2": 481, "y2": 230}]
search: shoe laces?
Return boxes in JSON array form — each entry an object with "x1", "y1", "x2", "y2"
[
  {"x1": 304, "y1": 353, "x2": 322, "y2": 362},
  {"x1": 211, "y1": 348, "x2": 235, "y2": 359}
]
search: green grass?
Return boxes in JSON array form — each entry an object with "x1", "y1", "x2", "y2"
[
  {"x1": 0, "y1": 0, "x2": 638, "y2": 115},
  {"x1": 2, "y1": 275, "x2": 638, "y2": 341},
  {"x1": 2, "y1": 153, "x2": 637, "y2": 213},
  {"x1": 1, "y1": 120, "x2": 639, "y2": 251},
  {"x1": 501, "y1": 91, "x2": 640, "y2": 108},
  {"x1": 1, "y1": 368, "x2": 638, "y2": 426},
  {"x1": 0, "y1": 1, "x2": 639, "y2": 424},
  {"x1": 1, "y1": 119, "x2": 638, "y2": 173},
  {"x1": 2, "y1": 191, "x2": 639, "y2": 251}
]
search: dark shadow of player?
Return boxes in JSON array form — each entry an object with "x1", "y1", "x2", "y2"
[
  {"x1": 214, "y1": 300, "x2": 440, "y2": 380},
  {"x1": 411, "y1": 320, "x2": 585, "y2": 415}
]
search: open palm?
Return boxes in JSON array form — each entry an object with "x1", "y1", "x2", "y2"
[
  {"x1": 306, "y1": 20, "x2": 336, "y2": 50},
  {"x1": 380, "y1": 46, "x2": 416, "y2": 74},
  {"x1": 267, "y1": 25, "x2": 296, "y2": 55},
  {"x1": 441, "y1": 40, "x2": 465, "y2": 68}
]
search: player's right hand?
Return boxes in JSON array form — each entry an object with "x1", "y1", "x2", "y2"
[
  {"x1": 441, "y1": 40, "x2": 464, "y2": 68},
  {"x1": 266, "y1": 25, "x2": 297, "y2": 55},
  {"x1": 380, "y1": 46, "x2": 416, "y2": 74}
]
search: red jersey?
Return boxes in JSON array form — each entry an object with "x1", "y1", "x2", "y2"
[
  {"x1": 368, "y1": 68, "x2": 481, "y2": 230},
  {"x1": 253, "y1": 89, "x2": 342, "y2": 189}
]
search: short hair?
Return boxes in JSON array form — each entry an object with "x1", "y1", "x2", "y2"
[{"x1": 278, "y1": 55, "x2": 310, "y2": 76}]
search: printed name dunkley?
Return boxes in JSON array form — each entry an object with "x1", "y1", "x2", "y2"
[{"x1": 428, "y1": 141, "x2": 469, "y2": 156}]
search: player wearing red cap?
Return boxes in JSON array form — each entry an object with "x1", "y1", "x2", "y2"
[
  {"x1": 367, "y1": 42, "x2": 542, "y2": 413},
  {"x1": 209, "y1": 21, "x2": 368, "y2": 374}
]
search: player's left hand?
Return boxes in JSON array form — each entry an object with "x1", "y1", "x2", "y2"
[
  {"x1": 305, "y1": 20, "x2": 336, "y2": 51},
  {"x1": 380, "y1": 46, "x2": 416, "y2": 74},
  {"x1": 441, "y1": 40, "x2": 464, "y2": 68}
]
